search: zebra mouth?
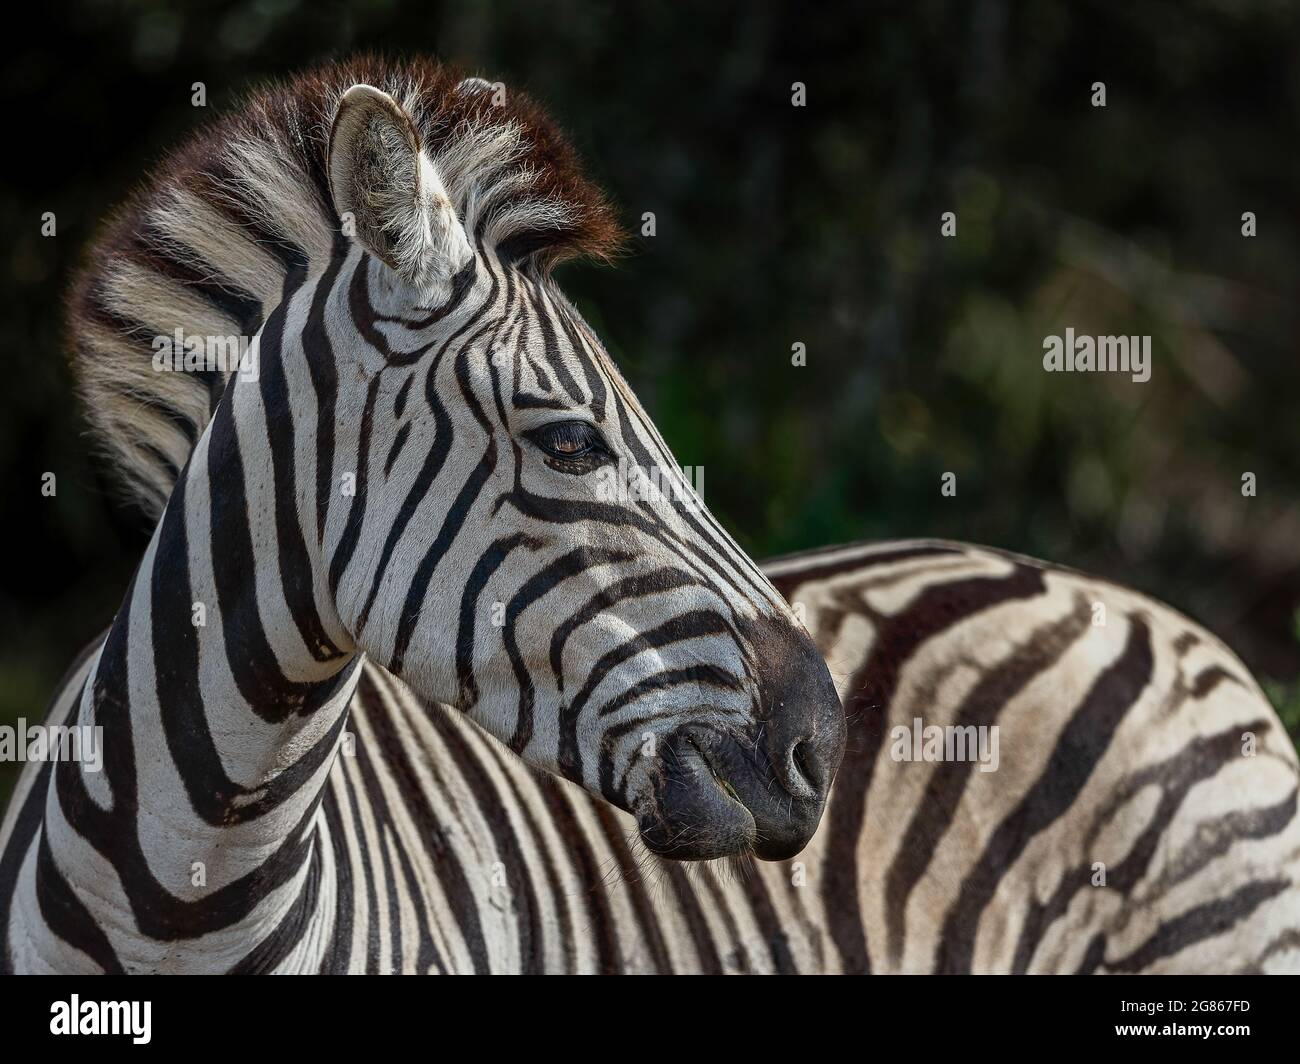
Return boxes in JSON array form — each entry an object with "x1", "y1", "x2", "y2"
[
  {"x1": 638, "y1": 726, "x2": 824, "y2": 862},
  {"x1": 692, "y1": 736, "x2": 745, "y2": 805},
  {"x1": 638, "y1": 732, "x2": 757, "y2": 861}
]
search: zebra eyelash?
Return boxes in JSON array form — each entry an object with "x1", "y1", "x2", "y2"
[{"x1": 524, "y1": 420, "x2": 611, "y2": 473}]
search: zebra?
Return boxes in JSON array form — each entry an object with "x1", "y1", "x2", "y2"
[{"x1": 2, "y1": 57, "x2": 1297, "y2": 974}]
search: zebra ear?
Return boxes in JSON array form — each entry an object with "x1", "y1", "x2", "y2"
[{"x1": 328, "y1": 84, "x2": 472, "y2": 292}]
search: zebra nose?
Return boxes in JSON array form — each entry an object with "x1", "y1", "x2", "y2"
[
  {"x1": 764, "y1": 686, "x2": 844, "y2": 802},
  {"x1": 751, "y1": 619, "x2": 846, "y2": 804}
]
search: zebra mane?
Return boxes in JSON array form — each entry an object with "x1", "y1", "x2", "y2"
[{"x1": 68, "y1": 55, "x2": 623, "y2": 519}]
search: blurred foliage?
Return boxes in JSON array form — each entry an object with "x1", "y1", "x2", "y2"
[{"x1": 2, "y1": 0, "x2": 1298, "y2": 807}]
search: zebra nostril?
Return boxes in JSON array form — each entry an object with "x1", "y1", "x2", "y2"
[
  {"x1": 780, "y1": 736, "x2": 820, "y2": 801},
  {"x1": 739, "y1": 613, "x2": 847, "y2": 805},
  {"x1": 792, "y1": 739, "x2": 815, "y2": 783}
]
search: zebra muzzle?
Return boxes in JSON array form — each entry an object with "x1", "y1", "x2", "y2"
[{"x1": 640, "y1": 724, "x2": 832, "y2": 862}]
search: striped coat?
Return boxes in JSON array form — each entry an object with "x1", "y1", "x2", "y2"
[
  {"x1": 3, "y1": 54, "x2": 1296, "y2": 974},
  {"x1": 6, "y1": 540, "x2": 1295, "y2": 973}
]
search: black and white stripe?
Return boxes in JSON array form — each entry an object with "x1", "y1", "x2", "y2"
[
  {"x1": 766, "y1": 540, "x2": 1300, "y2": 974},
  {"x1": 6, "y1": 540, "x2": 1296, "y2": 972},
  {"x1": 2, "y1": 59, "x2": 846, "y2": 972},
  {"x1": 2, "y1": 59, "x2": 1296, "y2": 973}
]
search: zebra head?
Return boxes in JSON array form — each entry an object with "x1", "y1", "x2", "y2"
[{"x1": 321, "y1": 83, "x2": 844, "y2": 861}]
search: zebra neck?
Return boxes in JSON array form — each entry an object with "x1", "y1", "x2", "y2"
[{"x1": 38, "y1": 294, "x2": 365, "y2": 971}]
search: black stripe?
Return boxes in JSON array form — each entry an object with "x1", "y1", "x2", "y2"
[
  {"x1": 934, "y1": 615, "x2": 1154, "y2": 973},
  {"x1": 534, "y1": 783, "x2": 624, "y2": 973},
  {"x1": 393, "y1": 373, "x2": 414, "y2": 417},
  {"x1": 736, "y1": 867, "x2": 800, "y2": 973},
  {"x1": 664, "y1": 864, "x2": 726, "y2": 974},
  {"x1": 364, "y1": 670, "x2": 490, "y2": 973},
  {"x1": 35, "y1": 829, "x2": 124, "y2": 973},
  {"x1": 303, "y1": 252, "x2": 348, "y2": 545},
  {"x1": 352, "y1": 262, "x2": 500, "y2": 637},
  {"x1": 384, "y1": 421, "x2": 412, "y2": 477},
  {"x1": 137, "y1": 220, "x2": 265, "y2": 335},
  {"x1": 258, "y1": 296, "x2": 345, "y2": 663},
  {"x1": 326, "y1": 375, "x2": 381, "y2": 603},
  {"x1": 484, "y1": 744, "x2": 579, "y2": 970},
  {"x1": 427, "y1": 709, "x2": 545, "y2": 973},
  {"x1": 319, "y1": 781, "x2": 356, "y2": 974},
  {"x1": 336, "y1": 755, "x2": 383, "y2": 974},
  {"x1": 1011, "y1": 718, "x2": 1283, "y2": 972},
  {"x1": 561, "y1": 610, "x2": 739, "y2": 784},
  {"x1": 349, "y1": 740, "x2": 408, "y2": 969},
  {"x1": 591, "y1": 803, "x2": 674, "y2": 972},
  {"x1": 501, "y1": 546, "x2": 640, "y2": 751},
  {"x1": 390, "y1": 346, "x2": 499, "y2": 674},
  {"x1": 766, "y1": 544, "x2": 967, "y2": 598},
  {"x1": 547, "y1": 567, "x2": 696, "y2": 693},
  {"x1": 823, "y1": 563, "x2": 1049, "y2": 973},
  {"x1": 883, "y1": 594, "x2": 1093, "y2": 963},
  {"x1": 228, "y1": 828, "x2": 324, "y2": 974},
  {"x1": 1104, "y1": 878, "x2": 1291, "y2": 973}
]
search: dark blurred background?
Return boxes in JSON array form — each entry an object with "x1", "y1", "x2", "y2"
[{"x1": 2, "y1": 0, "x2": 1298, "y2": 808}]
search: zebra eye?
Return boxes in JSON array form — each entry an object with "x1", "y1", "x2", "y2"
[{"x1": 526, "y1": 420, "x2": 607, "y2": 464}]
